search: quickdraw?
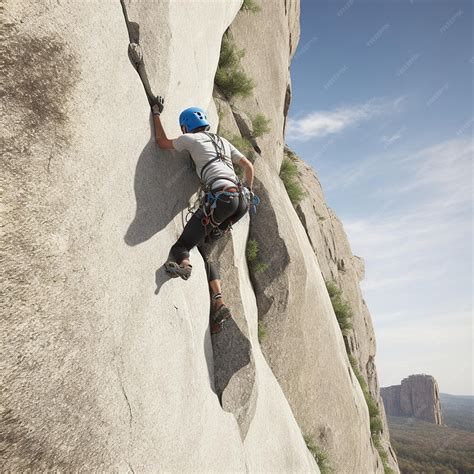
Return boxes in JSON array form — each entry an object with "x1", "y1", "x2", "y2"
[{"x1": 249, "y1": 192, "x2": 261, "y2": 215}]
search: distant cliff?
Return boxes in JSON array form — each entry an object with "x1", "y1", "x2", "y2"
[{"x1": 381, "y1": 375, "x2": 443, "y2": 424}]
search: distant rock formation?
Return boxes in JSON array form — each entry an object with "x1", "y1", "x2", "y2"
[{"x1": 381, "y1": 375, "x2": 443, "y2": 424}]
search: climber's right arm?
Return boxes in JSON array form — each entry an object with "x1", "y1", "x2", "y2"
[
  {"x1": 153, "y1": 114, "x2": 175, "y2": 150},
  {"x1": 151, "y1": 97, "x2": 175, "y2": 150},
  {"x1": 238, "y1": 156, "x2": 254, "y2": 190}
]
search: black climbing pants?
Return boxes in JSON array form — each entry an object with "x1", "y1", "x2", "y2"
[{"x1": 169, "y1": 191, "x2": 248, "y2": 281}]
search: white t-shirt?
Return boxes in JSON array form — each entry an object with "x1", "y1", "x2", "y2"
[{"x1": 173, "y1": 132, "x2": 244, "y2": 190}]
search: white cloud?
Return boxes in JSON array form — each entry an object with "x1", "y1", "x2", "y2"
[
  {"x1": 327, "y1": 136, "x2": 473, "y2": 198},
  {"x1": 286, "y1": 97, "x2": 404, "y2": 141},
  {"x1": 360, "y1": 267, "x2": 446, "y2": 291},
  {"x1": 382, "y1": 134, "x2": 402, "y2": 146},
  {"x1": 346, "y1": 201, "x2": 471, "y2": 256},
  {"x1": 394, "y1": 138, "x2": 473, "y2": 199},
  {"x1": 338, "y1": 137, "x2": 473, "y2": 394}
]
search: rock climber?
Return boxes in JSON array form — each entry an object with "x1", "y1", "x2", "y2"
[{"x1": 151, "y1": 97, "x2": 255, "y2": 333}]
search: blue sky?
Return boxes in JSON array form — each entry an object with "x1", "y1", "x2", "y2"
[{"x1": 287, "y1": 0, "x2": 473, "y2": 395}]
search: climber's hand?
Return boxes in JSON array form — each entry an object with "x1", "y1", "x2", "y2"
[{"x1": 152, "y1": 96, "x2": 165, "y2": 116}]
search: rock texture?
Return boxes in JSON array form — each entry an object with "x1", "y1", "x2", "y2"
[
  {"x1": 2, "y1": 0, "x2": 397, "y2": 472},
  {"x1": 1, "y1": 1, "x2": 317, "y2": 471},
  {"x1": 381, "y1": 375, "x2": 443, "y2": 424},
  {"x1": 382, "y1": 385, "x2": 403, "y2": 418}
]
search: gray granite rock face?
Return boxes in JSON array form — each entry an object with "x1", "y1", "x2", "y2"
[
  {"x1": 1, "y1": 1, "x2": 318, "y2": 472},
  {"x1": 381, "y1": 385, "x2": 403, "y2": 416},
  {"x1": 382, "y1": 374, "x2": 443, "y2": 424}
]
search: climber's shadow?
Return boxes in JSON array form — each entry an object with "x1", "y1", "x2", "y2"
[
  {"x1": 210, "y1": 317, "x2": 252, "y2": 403},
  {"x1": 124, "y1": 120, "x2": 198, "y2": 247}
]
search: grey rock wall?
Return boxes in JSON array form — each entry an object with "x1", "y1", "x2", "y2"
[
  {"x1": 382, "y1": 374, "x2": 443, "y2": 424},
  {"x1": 381, "y1": 385, "x2": 403, "y2": 417},
  {"x1": 1, "y1": 1, "x2": 318, "y2": 472}
]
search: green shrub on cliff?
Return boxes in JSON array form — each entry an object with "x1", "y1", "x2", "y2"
[
  {"x1": 241, "y1": 0, "x2": 262, "y2": 13},
  {"x1": 326, "y1": 283, "x2": 392, "y2": 472},
  {"x1": 230, "y1": 135, "x2": 255, "y2": 160},
  {"x1": 303, "y1": 434, "x2": 332, "y2": 474},
  {"x1": 251, "y1": 113, "x2": 271, "y2": 137},
  {"x1": 325, "y1": 281, "x2": 352, "y2": 334},
  {"x1": 215, "y1": 35, "x2": 254, "y2": 99},
  {"x1": 348, "y1": 355, "x2": 380, "y2": 432},
  {"x1": 348, "y1": 355, "x2": 394, "y2": 473},
  {"x1": 246, "y1": 238, "x2": 259, "y2": 262},
  {"x1": 246, "y1": 238, "x2": 268, "y2": 274},
  {"x1": 216, "y1": 129, "x2": 254, "y2": 180},
  {"x1": 280, "y1": 157, "x2": 305, "y2": 205},
  {"x1": 258, "y1": 321, "x2": 266, "y2": 342},
  {"x1": 253, "y1": 262, "x2": 268, "y2": 273}
]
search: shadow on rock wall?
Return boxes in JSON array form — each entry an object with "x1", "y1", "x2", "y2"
[
  {"x1": 249, "y1": 177, "x2": 290, "y2": 319},
  {"x1": 124, "y1": 121, "x2": 199, "y2": 246}
]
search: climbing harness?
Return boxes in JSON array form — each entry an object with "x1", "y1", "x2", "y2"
[
  {"x1": 185, "y1": 132, "x2": 260, "y2": 232},
  {"x1": 198, "y1": 184, "x2": 241, "y2": 238}
]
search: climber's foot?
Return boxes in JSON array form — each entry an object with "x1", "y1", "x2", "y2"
[
  {"x1": 211, "y1": 291, "x2": 225, "y2": 311},
  {"x1": 164, "y1": 261, "x2": 192, "y2": 281},
  {"x1": 210, "y1": 304, "x2": 232, "y2": 334}
]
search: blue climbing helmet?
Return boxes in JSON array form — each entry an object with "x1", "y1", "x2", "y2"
[{"x1": 179, "y1": 107, "x2": 210, "y2": 133}]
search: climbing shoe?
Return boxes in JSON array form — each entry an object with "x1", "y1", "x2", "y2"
[
  {"x1": 210, "y1": 304, "x2": 232, "y2": 334},
  {"x1": 164, "y1": 261, "x2": 192, "y2": 281}
]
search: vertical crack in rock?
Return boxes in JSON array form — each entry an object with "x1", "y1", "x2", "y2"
[
  {"x1": 248, "y1": 178, "x2": 291, "y2": 321},
  {"x1": 204, "y1": 235, "x2": 258, "y2": 440},
  {"x1": 114, "y1": 351, "x2": 135, "y2": 472},
  {"x1": 296, "y1": 203, "x2": 316, "y2": 251},
  {"x1": 118, "y1": 367, "x2": 134, "y2": 429},
  {"x1": 119, "y1": 0, "x2": 156, "y2": 105},
  {"x1": 283, "y1": 83, "x2": 291, "y2": 134},
  {"x1": 230, "y1": 107, "x2": 262, "y2": 156}
]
